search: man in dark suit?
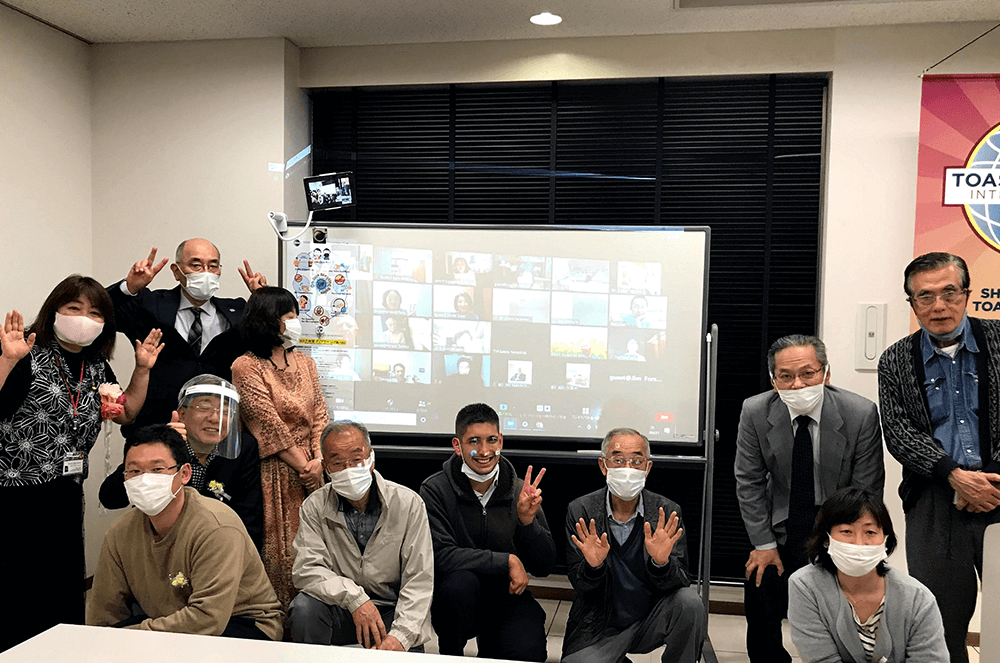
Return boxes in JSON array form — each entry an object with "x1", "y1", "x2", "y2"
[
  {"x1": 108, "y1": 239, "x2": 266, "y2": 435},
  {"x1": 734, "y1": 334, "x2": 885, "y2": 663}
]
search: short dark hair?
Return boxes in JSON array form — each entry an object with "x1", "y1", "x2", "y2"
[
  {"x1": 455, "y1": 403, "x2": 499, "y2": 438},
  {"x1": 27, "y1": 275, "x2": 117, "y2": 359},
  {"x1": 804, "y1": 487, "x2": 897, "y2": 577},
  {"x1": 766, "y1": 334, "x2": 827, "y2": 376},
  {"x1": 903, "y1": 252, "x2": 970, "y2": 297},
  {"x1": 454, "y1": 292, "x2": 473, "y2": 308},
  {"x1": 240, "y1": 287, "x2": 297, "y2": 358},
  {"x1": 123, "y1": 424, "x2": 189, "y2": 467},
  {"x1": 457, "y1": 356, "x2": 472, "y2": 368},
  {"x1": 393, "y1": 363, "x2": 406, "y2": 372}
]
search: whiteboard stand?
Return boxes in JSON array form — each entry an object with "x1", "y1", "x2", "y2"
[{"x1": 696, "y1": 324, "x2": 720, "y2": 663}]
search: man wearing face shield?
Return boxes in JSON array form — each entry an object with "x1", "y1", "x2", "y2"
[
  {"x1": 289, "y1": 421, "x2": 433, "y2": 652},
  {"x1": 734, "y1": 334, "x2": 884, "y2": 663},
  {"x1": 107, "y1": 239, "x2": 268, "y2": 435},
  {"x1": 563, "y1": 428, "x2": 706, "y2": 663},
  {"x1": 99, "y1": 375, "x2": 263, "y2": 549},
  {"x1": 87, "y1": 424, "x2": 282, "y2": 639}
]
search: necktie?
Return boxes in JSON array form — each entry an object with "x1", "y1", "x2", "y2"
[
  {"x1": 188, "y1": 307, "x2": 204, "y2": 354},
  {"x1": 786, "y1": 415, "x2": 816, "y2": 562}
]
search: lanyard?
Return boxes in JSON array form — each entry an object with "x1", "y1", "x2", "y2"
[{"x1": 55, "y1": 355, "x2": 86, "y2": 416}]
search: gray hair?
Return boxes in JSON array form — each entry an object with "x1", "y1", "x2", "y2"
[
  {"x1": 320, "y1": 420, "x2": 372, "y2": 453},
  {"x1": 601, "y1": 427, "x2": 650, "y2": 457},
  {"x1": 175, "y1": 238, "x2": 222, "y2": 264},
  {"x1": 767, "y1": 334, "x2": 827, "y2": 376},
  {"x1": 903, "y1": 252, "x2": 970, "y2": 297}
]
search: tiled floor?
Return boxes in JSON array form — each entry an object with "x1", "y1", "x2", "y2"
[{"x1": 423, "y1": 599, "x2": 984, "y2": 662}]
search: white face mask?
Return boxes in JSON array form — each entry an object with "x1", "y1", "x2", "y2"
[
  {"x1": 53, "y1": 312, "x2": 105, "y2": 347},
  {"x1": 281, "y1": 318, "x2": 303, "y2": 349},
  {"x1": 605, "y1": 467, "x2": 646, "y2": 501},
  {"x1": 776, "y1": 372, "x2": 826, "y2": 416},
  {"x1": 460, "y1": 450, "x2": 501, "y2": 483},
  {"x1": 827, "y1": 534, "x2": 888, "y2": 577},
  {"x1": 184, "y1": 272, "x2": 220, "y2": 301},
  {"x1": 329, "y1": 451, "x2": 374, "y2": 502},
  {"x1": 124, "y1": 472, "x2": 183, "y2": 516}
]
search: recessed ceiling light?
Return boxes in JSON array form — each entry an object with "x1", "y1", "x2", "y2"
[{"x1": 530, "y1": 12, "x2": 562, "y2": 26}]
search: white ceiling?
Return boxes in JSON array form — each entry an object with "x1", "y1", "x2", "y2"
[{"x1": 5, "y1": 0, "x2": 998, "y2": 47}]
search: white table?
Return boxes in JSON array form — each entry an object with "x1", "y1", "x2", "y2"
[
  {"x1": 982, "y1": 523, "x2": 1000, "y2": 663},
  {"x1": 0, "y1": 624, "x2": 509, "y2": 663}
]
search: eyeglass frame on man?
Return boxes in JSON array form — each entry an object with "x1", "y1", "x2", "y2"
[
  {"x1": 907, "y1": 286, "x2": 970, "y2": 309},
  {"x1": 771, "y1": 366, "x2": 826, "y2": 387},
  {"x1": 601, "y1": 455, "x2": 650, "y2": 469}
]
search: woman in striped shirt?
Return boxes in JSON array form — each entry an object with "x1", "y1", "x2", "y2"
[{"x1": 788, "y1": 488, "x2": 948, "y2": 663}]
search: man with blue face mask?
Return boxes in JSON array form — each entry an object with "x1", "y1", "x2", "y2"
[
  {"x1": 563, "y1": 428, "x2": 707, "y2": 663},
  {"x1": 735, "y1": 334, "x2": 884, "y2": 663},
  {"x1": 87, "y1": 424, "x2": 282, "y2": 639},
  {"x1": 108, "y1": 239, "x2": 268, "y2": 435},
  {"x1": 879, "y1": 252, "x2": 1000, "y2": 663}
]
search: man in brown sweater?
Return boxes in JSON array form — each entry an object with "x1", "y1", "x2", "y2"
[{"x1": 87, "y1": 425, "x2": 283, "y2": 639}]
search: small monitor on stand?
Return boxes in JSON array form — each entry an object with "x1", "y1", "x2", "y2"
[{"x1": 304, "y1": 172, "x2": 355, "y2": 212}]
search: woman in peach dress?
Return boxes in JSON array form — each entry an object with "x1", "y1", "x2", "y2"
[{"x1": 232, "y1": 287, "x2": 327, "y2": 611}]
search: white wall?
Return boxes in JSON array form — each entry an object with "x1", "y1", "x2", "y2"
[{"x1": 0, "y1": 5, "x2": 92, "y2": 314}]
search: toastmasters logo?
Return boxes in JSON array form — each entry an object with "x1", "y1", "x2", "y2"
[{"x1": 944, "y1": 123, "x2": 1000, "y2": 253}]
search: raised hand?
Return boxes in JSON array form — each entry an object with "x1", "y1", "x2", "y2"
[
  {"x1": 571, "y1": 518, "x2": 610, "y2": 569},
  {"x1": 352, "y1": 599, "x2": 387, "y2": 648},
  {"x1": 238, "y1": 259, "x2": 268, "y2": 292},
  {"x1": 1, "y1": 310, "x2": 35, "y2": 364},
  {"x1": 508, "y1": 554, "x2": 529, "y2": 595},
  {"x1": 516, "y1": 465, "x2": 546, "y2": 525},
  {"x1": 125, "y1": 247, "x2": 169, "y2": 295},
  {"x1": 167, "y1": 410, "x2": 188, "y2": 441},
  {"x1": 134, "y1": 329, "x2": 164, "y2": 370},
  {"x1": 643, "y1": 507, "x2": 682, "y2": 567}
]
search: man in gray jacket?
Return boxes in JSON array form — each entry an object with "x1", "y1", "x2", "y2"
[
  {"x1": 735, "y1": 334, "x2": 884, "y2": 663},
  {"x1": 289, "y1": 421, "x2": 433, "y2": 652}
]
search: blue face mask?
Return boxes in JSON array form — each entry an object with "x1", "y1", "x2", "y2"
[{"x1": 919, "y1": 312, "x2": 968, "y2": 344}]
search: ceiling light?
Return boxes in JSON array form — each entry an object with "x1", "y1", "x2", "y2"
[{"x1": 530, "y1": 12, "x2": 562, "y2": 26}]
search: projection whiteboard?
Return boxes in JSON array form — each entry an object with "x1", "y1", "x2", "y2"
[{"x1": 280, "y1": 224, "x2": 710, "y2": 445}]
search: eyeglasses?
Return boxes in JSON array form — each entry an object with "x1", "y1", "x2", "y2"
[
  {"x1": 123, "y1": 464, "x2": 179, "y2": 480},
  {"x1": 772, "y1": 367, "x2": 825, "y2": 387},
  {"x1": 603, "y1": 456, "x2": 648, "y2": 468},
  {"x1": 326, "y1": 457, "x2": 368, "y2": 472},
  {"x1": 908, "y1": 287, "x2": 969, "y2": 309}
]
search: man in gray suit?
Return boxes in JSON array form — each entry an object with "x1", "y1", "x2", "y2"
[{"x1": 734, "y1": 334, "x2": 884, "y2": 663}]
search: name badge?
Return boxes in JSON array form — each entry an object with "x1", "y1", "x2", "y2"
[{"x1": 62, "y1": 452, "x2": 85, "y2": 476}]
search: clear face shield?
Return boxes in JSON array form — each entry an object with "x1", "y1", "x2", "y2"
[{"x1": 176, "y1": 383, "x2": 241, "y2": 460}]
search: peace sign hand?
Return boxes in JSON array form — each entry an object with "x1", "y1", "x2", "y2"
[
  {"x1": 571, "y1": 518, "x2": 610, "y2": 568},
  {"x1": 125, "y1": 247, "x2": 169, "y2": 295},
  {"x1": 238, "y1": 259, "x2": 268, "y2": 293},
  {"x1": 644, "y1": 507, "x2": 683, "y2": 567},
  {"x1": 1, "y1": 310, "x2": 35, "y2": 365},
  {"x1": 516, "y1": 465, "x2": 546, "y2": 525}
]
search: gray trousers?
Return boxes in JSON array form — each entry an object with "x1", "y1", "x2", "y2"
[
  {"x1": 561, "y1": 587, "x2": 706, "y2": 663},
  {"x1": 905, "y1": 482, "x2": 1000, "y2": 663},
  {"x1": 288, "y1": 592, "x2": 424, "y2": 652}
]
